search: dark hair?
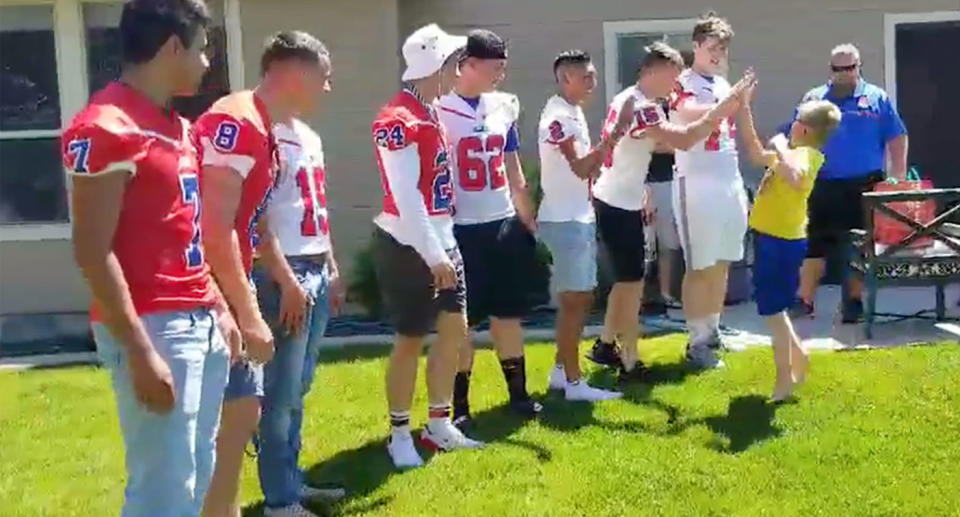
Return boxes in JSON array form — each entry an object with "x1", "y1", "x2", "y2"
[
  {"x1": 553, "y1": 49, "x2": 591, "y2": 76},
  {"x1": 463, "y1": 29, "x2": 507, "y2": 60},
  {"x1": 120, "y1": 0, "x2": 211, "y2": 64},
  {"x1": 692, "y1": 11, "x2": 734, "y2": 44},
  {"x1": 638, "y1": 41, "x2": 684, "y2": 74},
  {"x1": 260, "y1": 30, "x2": 329, "y2": 76}
]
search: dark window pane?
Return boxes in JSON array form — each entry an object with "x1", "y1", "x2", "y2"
[
  {"x1": 0, "y1": 138, "x2": 68, "y2": 223},
  {"x1": 0, "y1": 6, "x2": 60, "y2": 131},
  {"x1": 84, "y1": 3, "x2": 229, "y2": 121}
]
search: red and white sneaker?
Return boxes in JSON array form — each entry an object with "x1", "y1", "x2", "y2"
[{"x1": 419, "y1": 419, "x2": 485, "y2": 452}]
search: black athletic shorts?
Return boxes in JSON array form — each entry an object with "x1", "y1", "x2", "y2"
[
  {"x1": 372, "y1": 227, "x2": 466, "y2": 337},
  {"x1": 594, "y1": 198, "x2": 646, "y2": 282},
  {"x1": 454, "y1": 216, "x2": 537, "y2": 326},
  {"x1": 806, "y1": 171, "x2": 884, "y2": 258}
]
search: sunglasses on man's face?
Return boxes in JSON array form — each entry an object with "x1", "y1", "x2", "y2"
[{"x1": 831, "y1": 63, "x2": 859, "y2": 73}]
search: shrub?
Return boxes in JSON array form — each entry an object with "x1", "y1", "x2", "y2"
[{"x1": 346, "y1": 240, "x2": 384, "y2": 319}]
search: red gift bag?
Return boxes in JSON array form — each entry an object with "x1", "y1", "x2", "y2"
[{"x1": 873, "y1": 174, "x2": 935, "y2": 248}]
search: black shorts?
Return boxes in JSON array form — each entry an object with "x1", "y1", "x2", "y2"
[
  {"x1": 454, "y1": 216, "x2": 537, "y2": 326},
  {"x1": 594, "y1": 198, "x2": 645, "y2": 282},
  {"x1": 807, "y1": 172, "x2": 884, "y2": 258},
  {"x1": 372, "y1": 227, "x2": 466, "y2": 337}
]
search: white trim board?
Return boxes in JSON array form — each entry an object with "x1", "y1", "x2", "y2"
[
  {"x1": 602, "y1": 18, "x2": 696, "y2": 103},
  {"x1": 883, "y1": 11, "x2": 960, "y2": 109}
]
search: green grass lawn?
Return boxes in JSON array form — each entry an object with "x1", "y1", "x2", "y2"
[{"x1": 2, "y1": 336, "x2": 960, "y2": 517}]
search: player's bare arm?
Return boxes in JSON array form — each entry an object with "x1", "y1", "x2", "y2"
[
  {"x1": 256, "y1": 213, "x2": 309, "y2": 336},
  {"x1": 650, "y1": 72, "x2": 752, "y2": 150},
  {"x1": 201, "y1": 164, "x2": 275, "y2": 363},
  {"x1": 209, "y1": 281, "x2": 242, "y2": 361},
  {"x1": 326, "y1": 240, "x2": 345, "y2": 316},
  {"x1": 506, "y1": 151, "x2": 536, "y2": 232},
  {"x1": 72, "y1": 172, "x2": 175, "y2": 414}
]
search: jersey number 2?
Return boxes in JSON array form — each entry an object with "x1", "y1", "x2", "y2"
[
  {"x1": 295, "y1": 166, "x2": 329, "y2": 237},
  {"x1": 705, "y1": 117, "x2": 737, "y2": 151},
  {"x1": 179, "y1": 174, "x2": 203, "y2": 268},
  {"x1": 456, "y1": 134, "x2": 506, "y2": 191}
]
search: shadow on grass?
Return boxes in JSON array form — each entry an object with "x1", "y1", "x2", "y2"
[
  {"x1": 315, "y1": 344, "x2": 392, "y2": 365},
  {"x1": 668, "y1": 394, "x2": 781, "y2": 454},
  {"x1": 242, "y1": 438, "x2": 399, "y2": 516}
]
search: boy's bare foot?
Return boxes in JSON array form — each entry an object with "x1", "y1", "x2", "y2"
[
  {"x1": 770, "y1": 382, "x2": 793, "y2": 404},
  {"x1": 771, "y1": 377, "x2": 794, "y2": 403},
  {"x1": 791, "y1": 346, "x2": 810, "y2": 385}
]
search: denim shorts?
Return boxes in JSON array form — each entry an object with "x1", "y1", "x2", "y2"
[
  {"x1": 224, "y1": 359, "x2": 264, "y2": 400},
  {"x1": 538, "y1": 221, "x2": 598, "y2": 293}
]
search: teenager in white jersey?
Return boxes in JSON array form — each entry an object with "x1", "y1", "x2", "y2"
[
  {"x1": 247, "y1": 42, "x2": 347, "y2": 516},
  {"x1": 538, "y1": 50, "x2": 629, "y2": 401},
  {"x1": 436, "y1": 30, "x2": 540, "y2": 431},
  {"x1": 591, "y1": 42, "x2": 748, "y2": 383},
  {"x1": 670, "y1": 12, "x2": 746, "y2": 369}
]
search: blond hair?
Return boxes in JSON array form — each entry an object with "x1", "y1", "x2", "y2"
[{"x1": 796, "y1": 100, "x2": 842, "y2": 148}]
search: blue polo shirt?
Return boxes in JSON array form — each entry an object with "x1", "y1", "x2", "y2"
[{"x1": 779, "y1": 80, "x2": 906, "y2": 180}]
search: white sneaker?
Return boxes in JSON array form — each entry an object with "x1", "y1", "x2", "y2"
[
  {"x1": 387, "y1": 431, "x2": 423, "y2": 469},
  {"x1": 300, "y1": 483, "x2": 346, "y2": 502},
  {"x1": 420, "y1": 419, "x2": 485, "y2": 452},
  {"x1": 264, "y1": 503, "x2": 318, "y2": 517},
  {"x1": 548, "y1": 364, "x2": 566, "y2": 391},
  {"x1": 564, "y1": 379, "x2": 623, "y2": 401}
]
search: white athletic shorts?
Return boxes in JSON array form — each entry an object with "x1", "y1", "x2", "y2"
[{"x1": 673, "y1": 174, "x2": 749, "y2": 271}]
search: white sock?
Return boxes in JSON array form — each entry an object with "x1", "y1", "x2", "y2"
[
  {"x1": 427, "y1": 404, "x2": 451, "y2": 432},
  {"x1": 689, "y1": 318, "x2": 711, "y2": 346},
  {"x1": 707, "y1": 313, "x2": 721, "y2": 332}
]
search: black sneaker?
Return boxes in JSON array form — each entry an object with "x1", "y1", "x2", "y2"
[
  {"x1": 618, "y1": 361, "x2": 650, "y2": 384},
  {"x1": 841, "y1": 298, "x2": 864, "y2": 324},
  {"x1": 789, "y1": 299, "x2": 815, "y2": 319},
  {"x1": 587, "y1": 339, "x2": 622, "y2": 368},
  {"x1": 509, "y1": 397, "x2": 543, "y2": 417},
  {"x1": 452, "y1": 414, "x2": 474, "y2": 434}
]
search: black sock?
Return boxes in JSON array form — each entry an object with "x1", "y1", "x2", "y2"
[
  {"x1": 453, "y1": 371, "x2": 471, "y2": 419},
  {"x1": 500, "y1": 356, "x2": 529, "y2": 403}
]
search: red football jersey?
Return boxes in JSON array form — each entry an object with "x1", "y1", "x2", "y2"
[
  {"x1": 372, "y1": 90, "x2": 453, "y2": 217},
  {"x1": 194, "y1": 91, "x2": 278, "y2": 275},
  {"x1": 62, "y1": 81, "x2": 216, "y2": 320}
]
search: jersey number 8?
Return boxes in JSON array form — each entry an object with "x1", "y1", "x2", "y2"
[{"x1": 456, "y1": 134, "x2": 506, "y2": 191}]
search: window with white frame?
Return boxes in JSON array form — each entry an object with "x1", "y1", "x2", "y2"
[
  {"x1": 602, "y1": 19, "x2": 696, "y2": 102},
  {"x1": 0, "y1": 0, "x2": 234, "y2": 236}
]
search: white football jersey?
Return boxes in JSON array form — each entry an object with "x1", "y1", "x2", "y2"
[
  {"x1": 670, "y1": 69, "x2": 741, "y2": 182},
  {"x1": 267, "y1": 119, "x2": 331, "y2": 257},
  {"x1": 537, "y1": 94, "x2": 593, "y2": 223},
  {"x1": 436, "y1": 91, "x2": 519, "y2": 225},
  {"x1": 591, "y1": 86, "x2": 664, "y2": 211}
]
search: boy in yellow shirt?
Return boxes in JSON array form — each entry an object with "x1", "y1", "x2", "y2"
[{"x1": 738, "y1": 80, "x2": 841, "y2": 402}]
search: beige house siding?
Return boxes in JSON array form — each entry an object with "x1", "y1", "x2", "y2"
[
  {"x1": 237, "y1": 0, "x2": 401, "y2": 280},
  {"x1": 400, "y1": 0, "x2": 956, "y2": 170},
  {"x1": 0, "y1": 240, "x2": 89, "y2": 314}
]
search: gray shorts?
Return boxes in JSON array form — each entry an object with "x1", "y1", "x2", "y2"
[{"x1": 649, "y1": 180, "x2": 680, "y2": 251}]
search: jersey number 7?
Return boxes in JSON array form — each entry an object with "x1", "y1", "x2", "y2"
[{"x1": 456, "y1": 134, "x2": 506, "y2": 191}]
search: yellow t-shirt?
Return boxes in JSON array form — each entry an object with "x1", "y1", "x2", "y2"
[{"x1": 748, "y1": 146, "x2": 825, "y2": 240}]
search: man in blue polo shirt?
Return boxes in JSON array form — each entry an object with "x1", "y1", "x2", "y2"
[{"x1": 781, "y1": 43, "x2": 908, "y2": 323}]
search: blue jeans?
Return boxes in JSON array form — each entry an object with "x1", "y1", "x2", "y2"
[
  {"x1": 93, "y1": 309, "x2": 230, "y2": 517},
  {"x1": 252, "y1": 258, "x2": 331, "y2": 508}
]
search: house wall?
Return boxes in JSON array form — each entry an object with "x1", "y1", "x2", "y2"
[
  {"x1": 400, "y1": 0, "x2": 956, "y2": 176},
  {"x1": 238, "y1": 0, "x2": 401, "y2": 281}
]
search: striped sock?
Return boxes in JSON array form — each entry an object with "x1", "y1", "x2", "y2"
[
  {"x1": 427, "y1": 404, "x2": 451, "y2": 431},
  {"x1": 389, "y1": 410, "x2": 411, "y2": 435}
]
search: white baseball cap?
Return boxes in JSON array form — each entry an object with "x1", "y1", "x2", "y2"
[{"x1": 401, "y1": 24, "x2": 467, "y2": 81}]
